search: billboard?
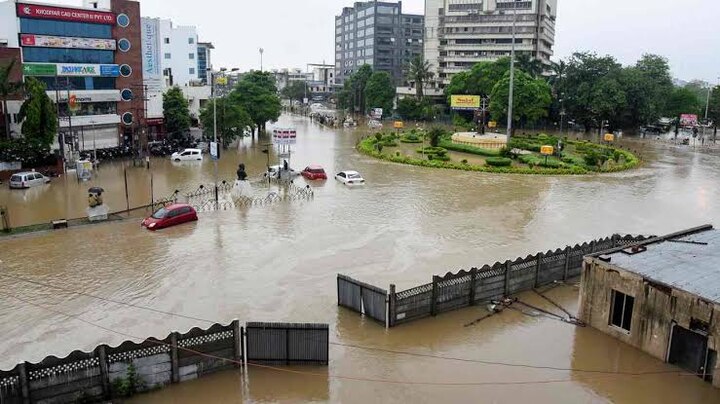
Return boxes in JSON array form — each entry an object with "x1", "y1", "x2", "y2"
[
  {"x1": 23, "y1": 63, "x2": 120, "y2": 77},
  {"x1": 680, "y1": 114, "x2": 698, "y2": 127},
  {"x1": 17, "y1": 3, "x2": 115, "y2": 24},
  {"x1": 21, "y1": 34, "x2": 116, "y2": 51},
  {"x1": 22, "y1": 63, "x2": 56, "y2": 76},
  {"x1": 141, "y1": 18, "x2": 162, "y2": 89},
  {"x1": 451, "y1": 95, "x2": 481, "y2": 110}
]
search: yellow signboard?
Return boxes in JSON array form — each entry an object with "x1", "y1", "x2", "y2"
[
  {"x1": 488, "y1": 121, "x2": 497, "y2": 128},
  {"x1": 540, "y1": 146, "x2": 554, "y2": 156},
  {"x1": 604, "y1": 133, "x2": 615, "y2": 142},
  {"x1": 393, "y1": 121, "x2": 404, "y2": 129},
  {"x1": 215, "y1": 76, "x2": 228, "y2": 86},
  {"x1": 450, "y1": 95, "x2": 481, "y2": 110}
]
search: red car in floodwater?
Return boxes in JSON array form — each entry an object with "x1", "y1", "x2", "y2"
[
  {"x1": 301, "y1": 165, "x2": 328, "y2": 180},
  {"x1": 142, "y1": 204, "x2": 198, "y2": 230}
]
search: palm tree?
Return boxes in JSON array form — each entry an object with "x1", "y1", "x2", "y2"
[
  {"x1": 515, "y1": 54, "x2": 543, "y2": 78},
  {"x1": 405, "y1": 56, "x2": 433, "y2": 99},
  {"x1": 0, "y1": 60, "x2": 23, "y2": 139}
]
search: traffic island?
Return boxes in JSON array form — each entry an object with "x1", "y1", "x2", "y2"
[{"x1": 358, "y1": 130, "x2": 640, "y2": 175}]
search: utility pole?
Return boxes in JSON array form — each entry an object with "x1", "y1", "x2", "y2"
[
  {"x1": 259, "y1": 48, "x2": 264, "y2": 72},
  {"x1": 506, "y1": 0, "x2": 519, "y2": 143}
]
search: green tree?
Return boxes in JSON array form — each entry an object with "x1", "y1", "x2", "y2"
[
  {"x1": 18, "y1": 77, "x2": 56, "y2": 147},
  {"x1": 621, "y1": 54, "x2": 674, "y2": 127},
  {"x1": 231, "y1": 70, "x2": 281, "y2": 134},
  {"x1": 0, "y1": 60, "x2": 23, "y2": 139},
  {"x1": 281, "y1": 80, "x2": 307, "y2": 104},
  {"x1": 515, "y1": 54, "x2": 544, "y2": 78},
  {"x1": 397, "y1": 97, "x2": 433, "y2": 121},
  {"x1": 338, "y1": 64, "x2": 373, "y2": 113},
  {"x1": 364, "y1": 71, "x2": 395, "y2": 114},
  {"x1": 163, "y1": 87, "x2": 191, "y2": 135},
  {"x1": 665, "y1": 87, "x2": 703, "y2": 118},
  {"x1": 446, "y1": 58, "x2": 511, "y2": 99},
  {"x1": 489, "y1": 71, "x2": 552, "y2": 129},
  {"x1": 405, "y1": 56, "x2": 432, "y2": 99},
  {"x1": 708, "y1": 86, "x2": 720, "y2": 140},
  {"x1": 199, "y1": 97, "x2": 252, "y2": 146}
]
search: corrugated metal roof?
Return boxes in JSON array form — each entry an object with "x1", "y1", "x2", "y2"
[{"x1": 606, "y1": 228, "x2": 720, "y2": 303}]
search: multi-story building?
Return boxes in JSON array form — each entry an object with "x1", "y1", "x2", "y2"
[
  {"x1": 307, "y1": 63, "x2": 335, "y2": 100},
  {"x1": 425, "y1": 0, "x2": 557, "y2": 87},
  {"x1": 0, "y1": 0, "x2": 146, "y2": 153},
  {"x1": 196, "y1": 42, "x2": 213, "y2": 84},
  {"x1": 334, "y1": 1, "x2": 424, "y2": 87}
]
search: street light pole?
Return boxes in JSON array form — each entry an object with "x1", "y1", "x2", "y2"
[
  {"x1": 259, "y1": 48, "x2": 264, "y2": 72},
  {"x1": 506, "y1": 0, "x2": 519, "y2": 143}
]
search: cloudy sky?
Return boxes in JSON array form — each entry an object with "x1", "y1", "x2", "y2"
[{"x1": 55, "y1": 0, "x2": 719, "y2": 82}]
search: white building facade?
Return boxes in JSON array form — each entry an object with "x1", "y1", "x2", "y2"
[{"x1": 425, "y1": 0, "x2": 557, "y2": 87}]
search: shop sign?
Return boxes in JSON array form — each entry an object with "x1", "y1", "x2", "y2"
[
  {"x1": 451, "y1": 95, "x2": 481, "y2": 111},
  {"x1": 56, "y1": 64, "x2": 119, "y2": 77},
  {"x1": 21, "y1": 34, "x2": 116, "y2": 51},
  {"x1": 17, "y1": 3, "x2": 115, "y2": 24},
  {"x1": 22, "y1": 63, "x2": 56, "y2": 76}
]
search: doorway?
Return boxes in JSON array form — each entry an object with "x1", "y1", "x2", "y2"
[{"x1": 668, "y1": 324, "x2": 709, "y2": 380}]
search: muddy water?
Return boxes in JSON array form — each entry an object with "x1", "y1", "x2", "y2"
[{"x1": 1, "y1": 115, "x2": 720, "y2": 403}]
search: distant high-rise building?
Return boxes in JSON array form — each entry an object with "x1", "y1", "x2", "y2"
[
  {"x1": 425, "y1": 0, "x2": 557, "y2": 88},
  {"x1": 197, "y1": 42, "x2": 213, "y2": 84},
  {"x1": 334, "y1": 1, "x2": 424, "y2": 87}
]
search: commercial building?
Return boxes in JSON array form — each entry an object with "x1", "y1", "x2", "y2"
[
  {"x1": 307, "y1": 63, "x2": 335, "y2": 100},
  {"x1": 424, "y1": 0, "x2": 557, "y2": 87},
  {"x1": 334, "y1": 1, "x2": 424, "y2": 87},
  {"x1": 0, "y1": 0, "x2": 146, "y2": 153},
  {"x1": 196, "y1": 41, "x2": 213, "y2": 84},
  {"x1": 580, "y1": 225, "x2": 720, "y2": 388}
]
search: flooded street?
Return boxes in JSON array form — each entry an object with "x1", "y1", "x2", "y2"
[{"x1": 1, "y1": 115, "x2": 719, "y2": 403}]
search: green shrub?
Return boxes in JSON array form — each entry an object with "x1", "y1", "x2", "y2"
[
  {"x1": 416, "y1": 146, "x2": 447, "y2": 155},
  {"x1": 439, "y1": 140, "x2": 501, "y2": 157},
  {"x1": 429, "y1": 127, "x2": 446, "y2": 147},
  {"x1": 461, "y1": 159, "x2": 468, "y2": 164},
  {"x1": 486, "y1": 157, "x2": 512, "y2": 167}
]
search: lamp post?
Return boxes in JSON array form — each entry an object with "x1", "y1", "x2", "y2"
[
  {"x1": 259, "y1": 48, "x2": 264, "y2": 72},
  {"x1": 559, "y1": 95, "x2": 566, "y2": 136},
  {"x1": 506, "y1": 0, "x2": 519, "y2": 143}
]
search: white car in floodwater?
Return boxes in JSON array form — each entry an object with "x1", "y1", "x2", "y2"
[
  {"x1": 335, "y1": 171, "x2": 365, "y2": 186},
  {"x1": 171, "y1": 148, "x2": 203, "y2": 162}
]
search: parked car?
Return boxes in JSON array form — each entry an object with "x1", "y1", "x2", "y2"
[
  {"x1": 301, "y1": 165, "x2": 328, "y2": 180},
  {"x1": 264, "y1": 165, "x2": 301, "y2": 179},
  {"x1": 335, "y1": 171, "x2": 365, "y2": 186},
  {"x1": 142, "y1": 204, "x2": 198, "y2": 231},
  {"x1": 9, "y1": 172, "x2": 51, "y2": 189},
  {"x1": 171, "y1": 148, "x2": 203, "y2": 162}
]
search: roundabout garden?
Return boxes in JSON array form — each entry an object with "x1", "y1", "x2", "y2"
[{"x1": 358, "y1": 128, "x2": 640, "y2": 175}]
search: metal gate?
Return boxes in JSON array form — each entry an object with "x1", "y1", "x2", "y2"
[
  {"x1": 337, "y1": 275, "x2": 387, "y2": 326},
  {"x1": 668, "y1": 324, "x2": 709, "y2": 378},
  {"x1": 245, "y1": 322, "x2": 329, "y2": 365}
]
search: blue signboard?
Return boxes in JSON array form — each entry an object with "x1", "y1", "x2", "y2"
[{"x1": 100, "y1": 64, "x2": 120, "y2": 77}]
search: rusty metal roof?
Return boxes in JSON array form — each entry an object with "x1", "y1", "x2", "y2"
[{"x1": 604, "y1": 227, "x2": 720, "y2": 303}]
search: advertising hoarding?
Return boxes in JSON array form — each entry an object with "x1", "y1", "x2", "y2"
[
  {"x1": 680, "y1": 114, "x2": 698, "y2": 127},
  {"x1": 450, "y1": 95, "x2": 481, "y2": 110},
  {"x1": 17, "y1": 3, "x2": 115, "y2": 24},
  {"x1": 21, "y1": 34, "x2": 116, "y2": 51},
  {"x1": 141, "y1": 18, "x2": 163, "y2": 89}
]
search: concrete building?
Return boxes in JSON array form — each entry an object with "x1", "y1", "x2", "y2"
[
  {"x1": 271, "y1": 68, "x2": 312, "y2": 93},
  {"x1": 334, "y1": 1, "x2": 424, "y2": 86},
  {"x1": 424, "y1": 0, "x2": 557, "y2": 87},
  {"x1": 307, "y1": 63, "x2": 335, "y2": 100},
  {"x1": 0, "y1": 0, "x2": 146, "y2": 154},
  {"x1": 196, "y1": 41, "x2": 213, "y2": 84},
  {"x1": 580, "y1": 225, "x2": 720, "y2": 388}
]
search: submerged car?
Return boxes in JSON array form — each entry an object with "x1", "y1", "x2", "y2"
[
  {"x1": 9, "y1": 172, "x2": 51, "y2": 189},
  {"x1": 335, "y1": 171, "x2": 365, "y2": 186},
  {"x1": 142, "y1": 204, "x2": 198, "y2": 230},
  {"x1": 301, "y1": 165, "x2": 328, "y2": 180},
  {"x1": 171, "y1": 148, "x2": 203, "y2": 162}
]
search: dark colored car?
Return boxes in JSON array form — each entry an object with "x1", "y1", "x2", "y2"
[
  {"x1": 142, "y1": 204, "x2": 198, "y2": 231},
  {"x1": 301, "y1": 165, "x2": 328, "y2": 180}
]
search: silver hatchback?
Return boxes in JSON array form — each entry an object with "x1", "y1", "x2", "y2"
[{"x1": 9, "y1": 172, "x2": 51, "y2": 189}]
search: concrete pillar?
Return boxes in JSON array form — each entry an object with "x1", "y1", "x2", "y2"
[
  {"x1": 431, "y1": 276, "x2": 440, "y2": 316},
  {"x1": 504, "y1": 261, "x2": 512, "y2": 296},
  {"x1": 388, "y1": 284, "x2": 396, "y2": 328},
  {"x1": 170, "y1": 333, "x2": 179, "y2": 383},
  {"x1": 232, "y1": 320, "x2": 242, "y2": 367},
  {"x1": 18, "y1": 362, "x2": 30, "y2": 404},
  {"x1": 563, "y1": 246, "x2": 572, "y2": 280},
  {"x1": 534, "y1": 253, "x2": 543, "y2": 288},
  {"x1": 96, "y1": 346, "x2": 111, "y2": 399},
  {"x1": 469, "y1": 269, "x2": 478, "y2": 306}
]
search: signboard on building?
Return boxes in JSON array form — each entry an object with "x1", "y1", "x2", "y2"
[
  {"x1": 47, "y1": 90, "x2": 121, "y2": 103},
  {"x1": 450, "y1": 95, "x2": 481, "y2": 111},
  {"x1": 22, "y1": 63, "x2": 56, "y2": 76},
  {"x1": 55, "y1": 63, "x2": 119, "y2": 77},
  {"x1": 680, "y1": 114, "x2": 698, "y2": 127},
  {"x1": 21, "y1": 34, "x2": 116, "y2": 51},
  {"x1": 141, "y1": 18, "x2": 162, "y2": 87},
  {"x1": 17, "y1": 3, "x2": 115, "y2": 24}
]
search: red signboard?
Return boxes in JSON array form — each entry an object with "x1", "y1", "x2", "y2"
[{"x1": 17, "y1": 3, "x2": 115, "y2": 24}]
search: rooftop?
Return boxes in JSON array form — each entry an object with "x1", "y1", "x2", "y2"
[{"x1": 595, "y1": 225, "x2": 720, "y2": 303}]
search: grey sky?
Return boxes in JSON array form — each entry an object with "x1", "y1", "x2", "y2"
[{"x1": 53, "y1": 0, "x2": 719, "y2": 82}]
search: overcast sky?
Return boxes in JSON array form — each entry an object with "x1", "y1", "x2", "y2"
[{"x1": 54, "y1": 0, "x2": 719, "y2": 82}]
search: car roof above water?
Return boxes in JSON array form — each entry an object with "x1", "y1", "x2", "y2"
[{"x1": 13, "y1": 172, "x2": 42, "y2": 177}]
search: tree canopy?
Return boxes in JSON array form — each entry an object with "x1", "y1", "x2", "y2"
[
  {"x1": 231, "y1": 70, "x2": 281, "y2": 133},
  {"x1": 163, "y1": 87, "x2": 191, "y2": 135},
  {"x1": 338, "y1": 64, "x2": 373, "y2": 113},
  {"x1": 18, "y1": 77, "x2": 56, "y2": 148},
  {"x1": 489, "y1": 71, "x2": 552, "y2": 127},
  {"x1": 405, "y1": 56, "x2": 433, "y2": 99},
  {"x1": 364, "y1": 71, "x2": 395, "y2": 115},
  {"x1": 199, "y1": 97, "x2": 252, "y2": 145},
  {"x1": 281, "y1": 80, "x2": 308, "y2": 104},
  {"x1": 1, "y1": 60, "x2": 23, "y2": 139}
]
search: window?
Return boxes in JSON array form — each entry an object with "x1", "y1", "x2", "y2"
[
  {"x1": 119, "y1": 64, "x2": 132, "y2": 77},
  {"x1": 188, "y1": 37, "x2": 195, "y2": 44},
  {"x1": 121, "y1": 112, "x2": 134, "y2": 125},
  {"x1": 189, "y1": 68, "x2": 196, "y2": 75},
  {"x1": 22, "y1": 47, "x2": 114, "y2": 64},
  {"x1": 610, "y1": 290, "x2": 634, "y2": 332},
  {"x1": 116, "y1": 13, "x2": 130, "y2": 27},
  {"x1": 165, "y1": 53, "x2": 171, "y2": 59},
  {"x1": 20, "y1": 18, "x2": 112, "y2": 39},
  {"x1": 36, "y1": 76, "x2": 115, "y2": 91},
  {"x1": 59, "y1": 101, "x2": 117, "y2": 116},
  {"x1": 164, "y1": 38, "x2": 170, "y2": 44},
  {"x1": 117, "y1": 38, "x2": 131, "y2": 52},
  {"x1": 120, "y1": 89, "x2": 133, "y2": 101},
  {"x1": 189, "y1": 53, "x2": 195, "y2": 60}
]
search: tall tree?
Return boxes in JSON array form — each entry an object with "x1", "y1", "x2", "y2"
[
  {"x1": 163, "y1": 87, "x2": 191, "y2": 135},
  {"x1": 199, "y1": 97, "x2": 252, "y2": 146},
  {"x1": 17, "y1": 77, "x2": 56, "y2": 148},
  {"x1": 337, "y1": 64, "x2": 373, "y2": 113},
  {"x1": 364, "y1": 71, "x2": 395, "y2": 114},
  {"x1": 515, "y1": 54, "x2": 544, "y2": 78},
  {"x1": 489, "y1": 71, "x2": 552, "y2": 129},
  {"x1": 621, "y1": 54, "x2": 673, "y2": 127},
  {"x1": 708, "y1": 86, "x2": 720, "y2": 140},
  {"x1": 281, "y1": 81, "x2": 308, "y2": 104},
  {"x1": 665, "y1": 87, "x2": 703, "y2": 118},
  {"x1": 0, "y1": 60, "x2": 23, "y2": 139},
  {"x1": 446, "y1": 58, "x2": 510, "y2": 99},
  {"x1": 405, "y1": 56, "x2": 432, "y2": 99},
  {"x1": 231, "y1": 70, "x2": 281, "y2": 134}
]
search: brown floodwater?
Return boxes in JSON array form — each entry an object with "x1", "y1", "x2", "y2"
[{"x1": 1, "y1": 115, "x2": 719, "y2": 403}]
